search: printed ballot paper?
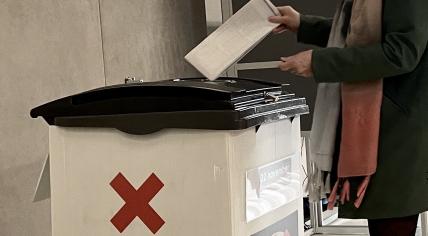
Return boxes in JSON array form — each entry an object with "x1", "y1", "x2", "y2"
[{"x1": 185, "y1": 0, "x2": 280, "y2": 80}]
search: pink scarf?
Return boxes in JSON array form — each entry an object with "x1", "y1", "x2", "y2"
[{"x1": 328, "y1": 0, "x2": 383, "y2": 209}]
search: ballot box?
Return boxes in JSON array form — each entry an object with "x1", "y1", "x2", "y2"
[{"x1": 31, "y1": 78, "x2": 309, "y2": 236}]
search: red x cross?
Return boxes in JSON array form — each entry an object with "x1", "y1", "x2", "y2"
[{"x1": 110, "y1": 172, "x2": 165, "y2": 234}]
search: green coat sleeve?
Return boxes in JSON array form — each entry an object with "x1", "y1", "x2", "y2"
[
  {"x1": 312, "y1": 0, "x2": 428, "y2": 83},
  {"x1": 297, "y1": 15, "x2": 333, "y2": 48}
]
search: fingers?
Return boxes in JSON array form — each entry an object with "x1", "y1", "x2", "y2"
[
  {"x1": 279, "y1": 57, "x2": 292, "y2": 71},
  {"x1": 268, "y1": 16, "x2": 285, "y2": 24},
  {"x1": 272, "y1": 25, "x2": 287, "y2": 34},
  {"x1": 279, "y1": 50, "x2": 314, "y2": 78},
  {"x1": 269, "y1": 6, "x2": 297, "y2": 33},
  {"x1": 273, "y1": 6, "x2": 300, "y2": 33},
  {"x1": 279, "y1": 60, "x2": 293, "y2": 72},
  {"x1": 277, "y1": 6, "x2": 293, "y2": 17},
  {"x1": 279, "y1": 57, "x2": 312, "y2": 78}
]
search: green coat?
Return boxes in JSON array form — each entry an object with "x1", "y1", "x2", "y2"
[{"x1": 298, "y1": 0, "x2": 428, "y2": 219}]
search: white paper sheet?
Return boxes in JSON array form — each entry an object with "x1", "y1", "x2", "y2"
[{"x1": 185, "y1": 0, "x2": 280, "y2": 80}]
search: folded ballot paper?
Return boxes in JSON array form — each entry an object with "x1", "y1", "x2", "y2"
[{"x1": 185, "y1": 0, "x2": 280, "y2": 80}]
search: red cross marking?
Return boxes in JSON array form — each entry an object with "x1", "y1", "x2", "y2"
[{"x1": 110, "y1": 172, "x2": 165, "y2": 234}]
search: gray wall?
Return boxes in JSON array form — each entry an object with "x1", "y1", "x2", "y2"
[
  {"x1": 0, "y1": 0, "x2": 206, "y2": 235},
  {"x1": 100, "y1": 0, "x2": 206, "y2": 84}
]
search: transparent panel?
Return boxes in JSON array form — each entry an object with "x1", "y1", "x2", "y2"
[
  {"x1": 251, "y1": 211, "x2": 299, "y2": 236},
  {"x1": 246, "y1": 156, "x2": 300, "y2": 222}
]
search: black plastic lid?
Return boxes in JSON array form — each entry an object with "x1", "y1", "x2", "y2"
[{"x1": 31, "y1": 77, "x2": 309, "y2": 135}]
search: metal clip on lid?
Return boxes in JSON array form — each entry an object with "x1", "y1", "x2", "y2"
[
  {"x1": 264, "y1": 92, "x2": 280, "y2": 103},
  {"x1": 124, "y1": 77, "x2": 144, "y2": 84}
]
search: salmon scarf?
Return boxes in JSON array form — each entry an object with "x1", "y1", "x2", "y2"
[{"x1": 309, "y1": 0, "x2": 383, "y2": 209}]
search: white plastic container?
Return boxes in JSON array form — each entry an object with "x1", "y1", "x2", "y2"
[{"x1": 36, "y1": 118, "x2": 304, "y2": 236}]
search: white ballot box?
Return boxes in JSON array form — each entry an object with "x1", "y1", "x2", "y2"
[{"x1": 31, "y1": 78, "x2": 309, "y2": 236}]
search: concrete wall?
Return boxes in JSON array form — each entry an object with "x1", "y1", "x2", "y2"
[
  {"x1": 0, "y1": 1, "x2": 105, "y2": 235},
  {"x1": 0, "y1": 0, "x2": 206, "y2": 235},
  {"x1": 100, "y1": 0, "x2": 206, "y2": 84}
]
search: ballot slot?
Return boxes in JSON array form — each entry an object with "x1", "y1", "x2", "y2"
[
  {"x1": 235, "y1": 98, "x2": 307, "y2": 120},
  {"x1": 238, "y1": 70, "x2": 315, "y2": 131},
  {"x1": 233, "y1": 94, "x2": 299, "y2": 109}
]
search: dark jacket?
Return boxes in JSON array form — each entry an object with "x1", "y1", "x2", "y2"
[{"x1": 298, "y1": 0, "x2": 428, "y2": 219}]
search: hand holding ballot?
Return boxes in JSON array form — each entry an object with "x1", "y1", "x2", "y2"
[
  {"x1": 269, "y1": 6, "x2": 314, "y2": 78},
  {"x1": 185, "y1": 0, "x2": 280, "y2": 81},
  {"x1": 279, "y1": 50, "x2": 313, "y2": 78},
  {"x1": 185, "y1": 0, "x2": 312, "y2": 80},
  {"x1": 268, "y1": 6, "x2": 301, "y2": 34}
]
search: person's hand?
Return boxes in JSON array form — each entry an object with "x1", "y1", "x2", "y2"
[
  {"x1": 279, "y1": 50, "x2": 313, "y2": 78},
  {"x1": 268, "y1": 6, "x2": 301, "y2": 34}
]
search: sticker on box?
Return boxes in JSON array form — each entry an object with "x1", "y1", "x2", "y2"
[{"x1": 246, "y1": 156, "x2": 300, "y2": 222}]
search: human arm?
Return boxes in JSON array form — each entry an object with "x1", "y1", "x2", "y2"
[
  {"x1": 297, "y1": 15, "x2": 333, "y2": 48},
  {"x1": 312, "y1": 0, "x2": 428, "y2": 83}
]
